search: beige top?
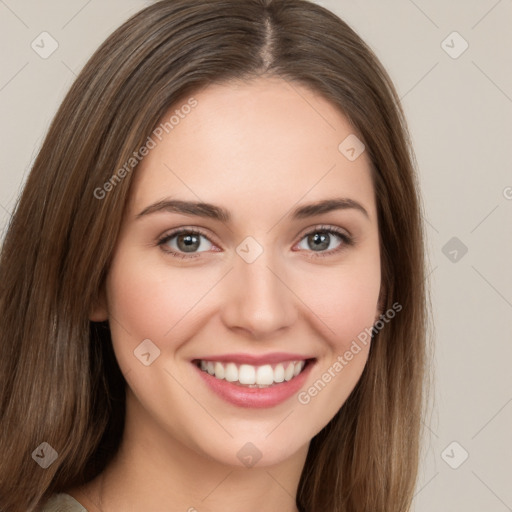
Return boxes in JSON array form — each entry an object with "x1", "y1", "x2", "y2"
[{"x1": 40, "y1": 493, "x2": 88, "y2": 511}]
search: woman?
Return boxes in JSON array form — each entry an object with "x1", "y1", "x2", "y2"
[{"x1": 0, "y1": 0, "x2": 429, "y2": 510}]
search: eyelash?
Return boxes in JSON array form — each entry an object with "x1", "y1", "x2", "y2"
[{"x1": 156, "y1": 225, "x2": 354, "y2": 260}]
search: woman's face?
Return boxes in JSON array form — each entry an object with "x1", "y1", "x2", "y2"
[{"x1": 91, "y1": 77, "x2": 382, "y2": 468}]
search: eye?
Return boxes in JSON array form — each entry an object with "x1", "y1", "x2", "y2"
[
  {"x1": 294, "y1": 225, "x2": 353, "y2": 257},
  {"x1": 157, "y1": 225, "x2": 354, "y2": 260},
  {"x1": 157, "y1": 228, "x2": 217, "y2": 259}
]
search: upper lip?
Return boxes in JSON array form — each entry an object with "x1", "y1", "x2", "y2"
[{"x1": 192, "y1": 352, "x2": 315, "y2": 366}]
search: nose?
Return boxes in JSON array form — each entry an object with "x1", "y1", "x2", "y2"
[{"x1": 220, "y1": 249, "x2": 297, "y2": 339}]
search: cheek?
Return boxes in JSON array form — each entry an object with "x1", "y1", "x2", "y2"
[
  {"x1": 106, "y1": 257, "x2": 172, "y2": 342},
  {"x1": 105, "y1": 250, "x2": 223, "y2": 355},
  {"x1": 291, "y1": 252, "x2": 380, "y2": 431},
  {"x1": 297, "y1": 250, "x2": 381, "y2": 353},
  {"x1": 326, "y1": 269, "x2": 379, "y2": 344},
  {"x1": 106, "y1": 238, "x2": 381, "y2": 357},
  {"x1": 107, "y1": 248, "x2": 229, "y2": 382}
]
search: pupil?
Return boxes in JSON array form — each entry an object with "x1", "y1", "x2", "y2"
[
  {"x1": 178, "y1": 234, "x2": 199, "y2": 252},
  {"x1": 175, "y1": 232, "x2": 330, "y2": 254},
  {"x1": 309, "y1": 232, "x2": 329, "y2": 251}
]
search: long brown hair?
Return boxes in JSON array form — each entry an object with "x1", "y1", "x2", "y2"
[{"x1": 0, "y1": 1, "x2": 429, "y2": 510}]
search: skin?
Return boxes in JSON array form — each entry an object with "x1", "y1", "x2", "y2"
[{"x1": 69, "y1": 77, "x2": 382, "y2": 512}]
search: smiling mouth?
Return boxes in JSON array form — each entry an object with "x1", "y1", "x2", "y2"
[{"x1": 193, "y1": 358, "x2": 315, "y2": 388}]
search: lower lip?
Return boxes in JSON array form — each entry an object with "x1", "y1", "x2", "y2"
[{"x1": 193, "y1": 359, "x2": 316, "y2": 409}]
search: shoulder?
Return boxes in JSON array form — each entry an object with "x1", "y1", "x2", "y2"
[{"x1": 40, "y1": 493, "x2": 88, "y2": 512}]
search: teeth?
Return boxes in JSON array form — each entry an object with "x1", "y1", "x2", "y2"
[
  {"x1": 225, "y1": 362, "x2": 238, "y2": 383},
  {"x1": 273, "y1": 363, "x2": 285, "y2": 383},
  {"x1": 197, "y1": 359, "x2": 307, "y2": 387},
  {"x1": 238, "y1": 364, "x2": 256, "y2": 384},
  {"x1": 285, "y1": 362, "x2": 294, "y2": 381},
  {"x1": 256, "y1": 364, "x2": 274, "y2": 385},
  {"x1": 214, "y1": 362, "x2": 225, "y2": 379}
]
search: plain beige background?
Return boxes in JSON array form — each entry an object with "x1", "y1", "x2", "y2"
[{"x1": 1, "y1": 1, "x2": 511, "y2": 510}]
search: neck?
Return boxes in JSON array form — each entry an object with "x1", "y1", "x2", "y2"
[{"x1": 72, "y1": 388, "x2": 308, "y2": 512}]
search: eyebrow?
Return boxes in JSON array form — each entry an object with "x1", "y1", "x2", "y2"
[{"x1": 136, "y1": 197, "x2": 369, "y2": 222}]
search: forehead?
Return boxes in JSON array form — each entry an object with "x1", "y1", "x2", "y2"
[{"x1": 128, "y1": 77, "x2": 376, "y2": 223}]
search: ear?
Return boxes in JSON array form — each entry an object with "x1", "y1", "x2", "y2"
[{"x1": 89, "y1": 284, "x2": 109, "y2": 322}]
